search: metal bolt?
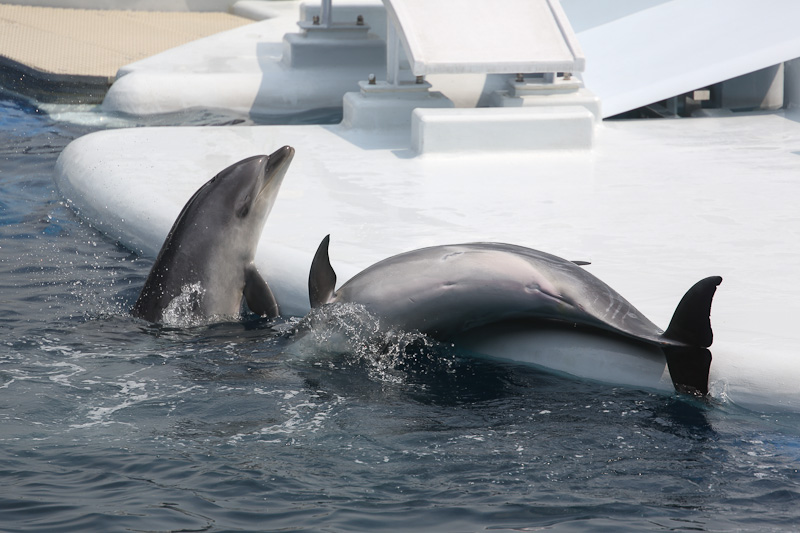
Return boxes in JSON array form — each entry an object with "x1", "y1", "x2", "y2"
[
  {"x1": 368, "y1": 73, "x2": 376, "y2": 85},
  {"x1": 356, "y1": 15, "x2": 364, "y2": 26},
  {"x1": 515, "y1": 73, "x2": 524, "y2": 83},
  {"x1": 415, "y1": 75, "x2": 424, "y2": 84},
  {"x1": 312, "y1": 15, "x2": 320, "y2": 25}
]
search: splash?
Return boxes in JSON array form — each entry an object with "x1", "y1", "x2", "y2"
[
  {"x1": 161, "y1": 282, "x2": 207, "y2": 328},
  {"x1": 293, "y1": 303, "x2": 457, "y2": 385}
]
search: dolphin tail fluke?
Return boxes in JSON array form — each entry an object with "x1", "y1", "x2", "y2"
[
  {"x1": 662, "y1": 276, "x2": 722, "y2": 396},
  {"x1": 309, "y1": 235, "x2": 337, "y2": 308},
  {"x1": 664, "y1": 276, "x2": 722, "y2": 348},
  {"x1": 663, "y1": 346, "x2": 712, "y2": 396}
]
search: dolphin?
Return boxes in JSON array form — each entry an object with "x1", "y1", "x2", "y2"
[
  {"x1": 132, "y1": 146, "x2": 295, "y2": 324},
  {"x1": 308, "y1": 235, "x2": 721, "y2": 395}
]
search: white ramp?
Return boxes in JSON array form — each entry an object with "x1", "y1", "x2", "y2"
[
  {"x1": 384, "y1": 0, "x2": 584, "y2": 76},
  {"x1": 569, "y1": 0, "x2": 800, "y2": 117}
]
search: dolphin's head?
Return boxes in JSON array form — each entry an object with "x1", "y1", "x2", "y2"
[
  {"x1": 186, "y1": 145, "x2": 295, "y2": 259},
  {"x1": 132, "y1": 146, "x2": 295, "y2": 323},
  {"x1": 229, "y1": 145, "x2": 294, "y2": 225}
]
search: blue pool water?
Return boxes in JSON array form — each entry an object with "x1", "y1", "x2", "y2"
[{"x1": 2, "y1": 93, "x2": 800, "y2": 532}]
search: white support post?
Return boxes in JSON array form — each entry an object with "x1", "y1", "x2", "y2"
[
  {"x1": 386, "y1": 22, "x2": 400, "y2": 86},
  {"x1": 320, "y1": 0, "x2": 332, "y2": 28}
]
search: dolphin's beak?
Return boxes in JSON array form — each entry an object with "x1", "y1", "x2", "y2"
[
  {"x1": 257, "y1": 145, "x2": 295, "y2": 199},
  {"x1": 265, "y1": 146, "x2": 295, "y2": 178}
]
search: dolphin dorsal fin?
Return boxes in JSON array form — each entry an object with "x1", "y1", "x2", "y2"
[
  {"x1": 661, "y1": 276, "x2": 722, "y2": 396},
  {"x1": 309, "y1": 235, "x2": 337, "y2": 308}
]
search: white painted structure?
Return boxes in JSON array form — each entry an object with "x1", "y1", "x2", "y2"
[
  {"x1": 102, "y1": 0, "x2": 389, "y2": 116},
  {"x1": 384, "y1": 0, "x2": 583, "y2": 76},
  {"x1": 102, "y1": 0, "x2": 599, "y2": 118},
  {"x1": 100, "y1": 0, "x2": 800, "y2": 119},
  {"x1": 336, "y1": 0, "x2": 598, "y2": 150},
  {"x1": 55, "y1": 0, "x2": 800, "y2": 411},
  {"x1": 566, "y1": 0, "x2": 800, "y2": 117}
]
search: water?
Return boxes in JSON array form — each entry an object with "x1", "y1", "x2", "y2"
[{"x1": 1, "y1": 93, "x2": 800, "y2": 532}]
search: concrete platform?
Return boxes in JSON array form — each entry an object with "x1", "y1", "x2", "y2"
[{"x1": 0, "y1": 4, "x2": 254, "y2": 103}]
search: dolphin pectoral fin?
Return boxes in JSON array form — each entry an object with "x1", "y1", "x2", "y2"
[
  {"x1": 244, "y1": 265, "x2": 279, "y2": 318},
  {"x1": 663, "y1": 346, "x2": 712, "y2": 397},
  {"x1": 309, "y1": 235, "x2": 337, "y2": 308}
]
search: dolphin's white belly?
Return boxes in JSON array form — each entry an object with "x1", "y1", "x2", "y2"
[{"x1": 456, "y1": 322, "x2": 671, "y2": 391}]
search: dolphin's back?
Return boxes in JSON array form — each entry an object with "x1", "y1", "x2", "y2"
[{"x1": 332, "y1": 243, "x2": 665, "y2": 343}]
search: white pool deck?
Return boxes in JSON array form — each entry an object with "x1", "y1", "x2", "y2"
[{"x1": 55, "y1": 109, "x2": 800, "y2": 412}]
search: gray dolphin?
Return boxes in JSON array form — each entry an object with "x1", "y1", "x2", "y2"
[
  {"x1": 132, "y1": 146, "x2": 295, "y2": 324},
  {"x1": 309, "y1": 235, "x2": 721, "y2": 395}
]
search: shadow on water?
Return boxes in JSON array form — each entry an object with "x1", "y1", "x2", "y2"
[{"x1": 651, "y1": 395, "x2": 715, "y2": 436}]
